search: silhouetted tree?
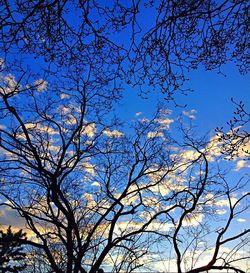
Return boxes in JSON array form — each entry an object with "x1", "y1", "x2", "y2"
[
  {"x1": 0, "y1": 0, "x2": 249, "y2": 99},
  {"x1": 0, "y1": 1, "x2": 249, "y2": 272},
  {"x1": 0, "y1": 66, "x2": 249, "y2": 273},
  {"x1": 0, "y1": 226, "x2": 27, "y2": 273}
]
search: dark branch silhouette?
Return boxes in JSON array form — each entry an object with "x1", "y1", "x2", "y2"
[
  {"x1": 0, "y1": 0, "x2": 249, "y2": 99},
  {"x1": 216, "y1": 99, "x2": 250, "y2": 160},
  {"x1": 0, "y1": 67, "x2": 249, "y2": 272}
]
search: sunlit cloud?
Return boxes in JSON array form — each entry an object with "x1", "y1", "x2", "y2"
[
  {"x1": 0, "y1": 74, "x2": 19, "y2": 95},
  {"x1": 215, "y1": 197, "x2": 238, "y2": 207},
  {"x1": 57, "y1": 105, "x2": 72, "y2": 114},
  {"x1": 91, "y1": 181, "x2": 100, "y2": 187},
  {"x1": 82, "y1": 161, "x2": 96, "y2": 175},
  {"x1": 147, "y1": 131, "x2": 164, "y2": 138},
  {"x1": 0, "y1": 205, "x2": 39, "y2": 240},
  {"x1": 160, "y1": 109, "x2": 172, "y2": 116},
  {"x1": 140, "y1": 118, "x2": 150, "y2": 123},
  {"x1": 180, "y1": 149, "x2": 200, "y2": 160},
  {"x1": 25, "y1": 123, "x2": 58, "y2": 135},
  {"x1": 216, "y1": 209, "x2": 227, "y2": 215},
  {"x1": 60, "y1": 93, "x2": 70, "y2": 99},
  {"x1": 149, "y1": 184, "x2": 170, "y2": 197},
  {"x1": 235, "y1": 159, "x2": 250, "y2": 171},
  {"x1": 65, "y1": 114, "x2": 78, "y2": 125},
  {"x1": 34, "y1": 79, "x2": 48, "y2": 91},
  {"x1": 82, "y1": 123, "x2": 96, "y2": 138},
  {"x1": 156, "y1": 118, "x2": 174, "y2": 129},
  {"x1": 83, "y1": 193, "x2": 96, "y2": 208},
  {"x1": 103, "y1": 129, "x2": 124, "y2": 138},
  {"x1": 182, "y1": 212, "x2": 204, "y2": 227},
  {"x1": 0, "y1": 58, "x2": 4, "y2": 68},
  {"x1": 206, "y1": 132, "x2": 250, "y2": 163}
]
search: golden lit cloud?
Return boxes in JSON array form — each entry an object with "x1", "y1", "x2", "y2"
[
  {"x1": 147, "y1": 131, "x2": 164, "y2": 138},
  {"x1": 156, "y1": 118, "x2": 174, "y2": 129},
  {"x1": 82, "y1": 161, "x2": 96, "y2": 175},
  {"x1": 235, "y1": 159, "x2": 250, "y2": 171},
  {"x1": 103, "y1": 129, "x2": 124, "y2": 138},
  {"x1": 82, "y1": 123, "x2": 96, "y2": 138}
]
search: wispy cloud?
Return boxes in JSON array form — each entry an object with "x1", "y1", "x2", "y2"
[
  {"x1": 183, "y1": 109, "x2": 197, "y2": 119},
  {"x1": 135, "y1": 111, "x2": 142, "y2": 116}
]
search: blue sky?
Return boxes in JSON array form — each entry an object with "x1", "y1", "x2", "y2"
[
  {"x1": 118, "y1": 62, "x2": 249, "y2": 134},
  {"x1": 1, "y1": 55, "x2": 249, "y2": 272},
  {"x1": 0, "y1": 1, "x2": 249, "y2": 271}
]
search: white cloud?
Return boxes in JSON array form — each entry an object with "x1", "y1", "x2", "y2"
[
  {"x1": 183, "y1": 109, "x2": 197, "y2": 119},
  {"x1": 83, "y1": 193, "x2": 96, "y2": 208},
  {"x1": 91, "y1": 181, "x2": 100, "y2": 187},
  {"x1": 82, "y1": 123, "x2": 96, "y2": 138},
  {"x1": 60, "y1": 93, "x2": 70, "y2": 99},
  {"x1": 65, "y1": 115, "x2": 77, "y2": 125},
  {"x1": 146, "y1": 221, "x2": 173, "y2": 232},
  {"x1": 215, "y1": 197, "x2": 238, "y2": 207},
  {"x1": 135, "y1": 112, "x2": 142, "y2": 116},
  {"x1": 25, "y1": 123, "x2": 58, "y2": 135},
  {"x1": 0, "y1": 58, "x2": 4, "y2": 69},
  {"x1": 82, "y1": 161, "x2": 95, "y2": 175},
  {"x1": 57, "y1": 105, "x2": 72, "y2": 115},
  {"x1": 34, "y1": 79, "x2": 48, "y2": 91},
  {"x1": 235, "y1": 160, "x2": 250, "y2": 171},
  {"x1": 236, "y1": 218, "x2": 246, "y2": 222},
  {"x1": 103, "y1": 129, "x2": 124, "y2": 138},
  {"x1": 140, "y1": 118, "x2": 150, "y2": 123},
  {"x1": 0, "y1": 74, "x2": 18, "y2": 95},
  {"x1": 147, "y1": 131, "x2": 164, "y2": 138},
  {"x1": 180, "y1": 149, "x2": 200, "y2": 161},
  {"x1": 156, "y1": 118, "x2": 174, "y2": 129},
  {"x1": 216, "y1": 209, "x2": 227, "y2": 215},
  {"x1": 206, "y1": 133, "x2": 250, "y2": 162},
  {"x1": 159, "y1": 109, "x2": 172, "y2": 116},
  {"x1": 149, "y1": 184, "x2": 170, "y2": 197},
  {"x1": 0, "y1": 205, "x2": 25, "y2": 227},
  {"x1": 182, "y1": 212, "x2": 204, "y2": 227}
]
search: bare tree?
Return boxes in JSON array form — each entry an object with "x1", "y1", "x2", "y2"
[
  {"x1": 0, "y1": 65, "x2": 249, "y2": 273},
  {"x1": 216, "y1": 99, "x2": 250, "y2": 160},
  {"x1": 0, "y1": 1, "x2": 249, "y2": 272},
  {"x1": 0, "y1": 0, "x2": 249, "y2": 99}
]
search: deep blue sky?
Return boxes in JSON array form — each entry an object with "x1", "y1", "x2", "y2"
[
  {"x1": 1, "y1": 1, "x2": 249, "y2": 271},
  {"x1": 119, "y1": 62, "x2": 249, "y2": 134}
]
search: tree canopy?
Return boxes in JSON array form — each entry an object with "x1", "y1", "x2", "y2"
[
  {"x1": 0, "y1": 1, "x2": 249, "y2": 273},
  {"x1": 0, "y1": 226, "x2": 27, "y2": 272},
  {"x1": 1, "y1": 0, "x2": 249, "y2": 98}
]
